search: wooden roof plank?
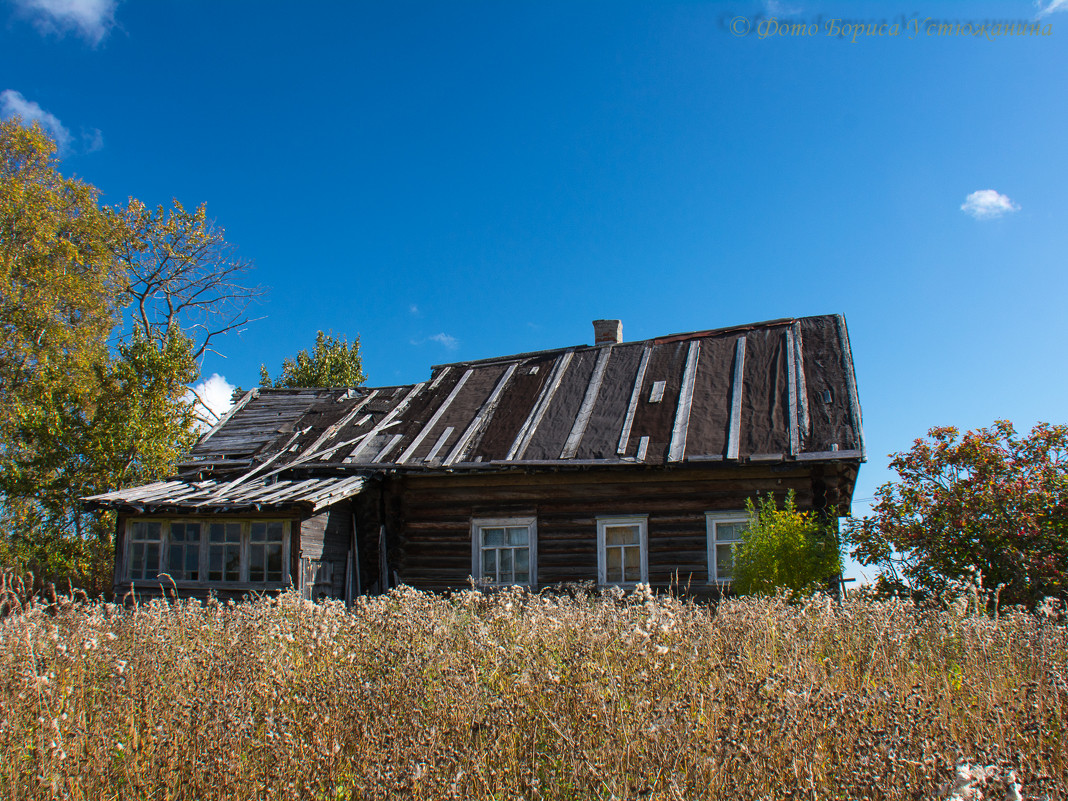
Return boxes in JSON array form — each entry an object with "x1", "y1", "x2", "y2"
[
  {"x1": 617, "y1": 345, "x2": 651, "y2": 455},
  {"x1": 560, "y1": 346, "x2": 612, "y2": 460},
  {"x1": 397, "y1": 369, "x2": 472, "y2": 464},
  {"x1": 444, "y1": 362, "x2": 518, "y2": 466},
  {"x1": 726, "y1": 336, "x2": 747, "y2": 461},
  {"x1": 346, "y1": 382, "x2": 426, "y2": 462},
  {"x1": 507, "y1": 351, "x2": 573, "y2": 461},
  {"x1": 667, "y1": 340, "x2": 700, "y2": 462},
  {"x1": 785, "y1": 327, "x2": 799, "y2": 457}
]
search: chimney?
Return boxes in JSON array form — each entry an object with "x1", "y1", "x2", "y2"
[{"x1": 593, "y1": 319, "x2": 622, "y2": 346}]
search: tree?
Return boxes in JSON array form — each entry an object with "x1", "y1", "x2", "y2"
[
  {"x1": 731, "y1": 492, "x2": 842, "y2": 597},
  {"x1": 0, "y1": 118, "x2": 260, "y2": 592},
  {"x1": 115, "y1": 198, "x2": 264, "y2": 363},
  {"x1": 845, "y1": 421, "x2": 1068, "y2": 607},
  {"x1": 260, "y1": 331, "x2": 366, "y2": 388}
]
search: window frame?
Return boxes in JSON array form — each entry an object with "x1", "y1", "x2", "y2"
[
  {"x1": 596, "y1": 515, "x2": 649, "y2": 587},
  {"x1": 705, "y1": 511, "x2": 750, "y2": 584},
  {"x1": 123, "y1": 517, "x2": 292, "y2": 589},
  {"x1": 470, "y1": 516, "x2": 537, "y2": 588}
]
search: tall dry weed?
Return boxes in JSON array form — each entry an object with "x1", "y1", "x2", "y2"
[{"x1": 0, "y1": 584, "x2": 1064, "y2": 799}]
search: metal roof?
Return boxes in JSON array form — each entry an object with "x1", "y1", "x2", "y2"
[{"x1": 85, "y1": 314, "x2": 864, "y2": 511}]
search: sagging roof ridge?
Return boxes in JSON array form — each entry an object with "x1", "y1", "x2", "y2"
[{"x1": 429, "y1": 315, "x2": 806, "y2": 372}]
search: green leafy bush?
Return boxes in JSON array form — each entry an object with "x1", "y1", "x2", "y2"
[{"x1": 732, "y1": 491, "x2": 842, "y2": 597}]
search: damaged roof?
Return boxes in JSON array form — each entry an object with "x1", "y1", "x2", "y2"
[{"x1": 85, "y1": 313, "x2": 864, "y2": 512}]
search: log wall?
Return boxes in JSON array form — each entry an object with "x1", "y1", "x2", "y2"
[{"x1": 381, "y1": 462, "x2": 855, "y2": 596}]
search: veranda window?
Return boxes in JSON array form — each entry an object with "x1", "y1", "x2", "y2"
[{"x1": 125, "y1": 518, "x2": 290, "y2": 586}]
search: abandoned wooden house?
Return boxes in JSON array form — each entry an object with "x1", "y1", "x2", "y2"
[{"x1": 84, "y1": 314, "x2": 864, "y2": 600}]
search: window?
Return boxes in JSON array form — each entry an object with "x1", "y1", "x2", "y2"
[
  {"x1": 706, "y1": 512, "x2": 750, "y2": 583},
  {"x1": 167, "y1": 521, "x2": 201, "y2": 581},
  {"x1": 125, "y1": 518, "x2": 290, "y2": 586},
  {"x1": 128, "y1": 521, "x2": 163, "y2": 581},
  {"x1": 249, "y1": 522, "x2": 285, "y2": 582},
  {"x1": 597, "y1": 516, "x2": 648, "y2": 586},
  {"x1": 471, "y1": 517, "x2": 536, "y2": 587},
  {"x1": 208, "y1": 522, "x2": 243, "y2": 582}
]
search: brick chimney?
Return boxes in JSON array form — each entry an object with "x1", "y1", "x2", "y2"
[{"x1": 593, "y1": 319, "x2": 622, "y2": 345}]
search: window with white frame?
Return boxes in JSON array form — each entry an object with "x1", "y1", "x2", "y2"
[
  {"x1": 706, "y1": 512, "x2": 750, "y2": 583},
  {"x1": 125, "y1": 518, "x2": 291, "y2": 586},
  {"x1": 597, "y1": 516, "x2": 648, "y2": 586},
  {"x1": 471, "y1": 517, "x2": 536, "y2": 587}
]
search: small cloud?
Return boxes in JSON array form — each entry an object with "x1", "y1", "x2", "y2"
[
  {"x1": 409, "y1": 304, "x2": 420, "y2": 316},
  {"x1": 0, "y1": 89, "x2": 72, "y2": 153},
  {"x1": 82, "y1": 127, "x2": 103, "y2": 152},
  {"x1": 763, "y1": 0, "x2": 801, "y2": 15},
  {"x1": 1035, "y1": 0, "x2": 1068, "y2": 18},
  {"x1": 960, "y1": 189, "x2": 1019, "y2": 220},
  {"x1": 11, "y1": 0, "x2": 118, "y2": 46},
  {"x1": 186, "y1": 373, "x2": 236, "y2": 431},
  {"x1": 429, "y1": 332, "x2": 459, "y2": 350}
]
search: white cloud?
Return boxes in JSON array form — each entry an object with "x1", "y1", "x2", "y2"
[
  {"x1": 960, "y1": 189, "x2": 1020, "y2": 220},
  {"x1": 11, "y1": 0, "x2": 118, "y2": 46},
  {"x1": 82, "y1": 127, "x2": 103, "y2": 152},
  {"x1": 1035, "y1": 0, "x2": 1068, "y2": 18},
  {"x1": 186, "y1": 373, "x2": 236, "y2": 431},
  {"x1": 409, "y1": 304, "x2": 420, "y2": 316},
  {"x1": 0, "y1": 90, "x2": 72, "y2": 153},
  {"x1": 763, "y1": 0, "x2": 801, "y2": 15},
  {"x1": 429, "y1": 333, "x2": 459, "y2": 349}
]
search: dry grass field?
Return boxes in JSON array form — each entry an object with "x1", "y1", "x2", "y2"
[{"x1": 0, "y1": 581, "x2": 1064, "y2": 800}]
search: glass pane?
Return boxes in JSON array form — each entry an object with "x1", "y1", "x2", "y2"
[
  {"x1": 171, "y1": 523, "x2": 186, "y2": 542},
  {"x1": 225, "y1": 545, "x2": 240, "y2": 581},
  {"x1": 251, "y1": 523, "x2": 266, "y2": 542},
  {"x1": 606, "y1": 525, "x2": 639, "y2": 546},
  {"x1": 266, "y1": 521, "x2": 283, "y2": 541},
  {"x1": 185, "y1": 547, "x2": 199, "y2": 580},
  {"x1": 133, "y1": 521, "x2": 162, "y2": 543},
  {"x1": 624, "y1": 545, "x2": 641, "y2": 582},
  {"x1": 266, "y1": 544, "x2": 283, "y2": 581},
  {"x1": 717, "y1": 523, "x2": 745, "y2": 542},
  {"x1": 506, "y1": 527, "x2": 528, "y2": 545},
  {"x1": 210, "y1": 523, "x2": 225, "y2": 543},
  {"x1": 209, "y1": 549, "x2": 222, "y2": 581},
  {"x1": 187, "y1": 523, "x2": 201, "y2": 542},
  {"x1": 500, "y1": 548, "x2": 513, "y2": 580},
  {"x1": 226, "y1": 523, "x2": 241, "y2": 543},
  {"x1": 482, "y1": 528, "x2": 504, "y2": 546},
  {"x1": 168, "y1": 547, "x2": 183, "y2": 573},
  {"x1": 514, "y1": 548, "x2": 529, "y2": 571},
  {"x1": 248, "y1": 546, "x2": 264, "y2": 582},
  {"x1": 144, "y1": 544, "x2": 159, "y2": 578},
  {"x1": 515, "y1": 572, "x2": 528, "y2": 583},
  {"x1": 482, "y1": 549, "x2": 497, "y2": 582},
  {"x1": 716, "y1": 544, "x2": 734, "y2": 580},
  {"x1": 130, "y1": 544, "x2": 144, "y2": 578},
  {"x1": 606, "y1": 546, "x2": 622, "y2": 582}
]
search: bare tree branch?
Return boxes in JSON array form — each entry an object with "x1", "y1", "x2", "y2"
[{"x1": 115, "y1": 199, "x2": 265, "y2": 360}]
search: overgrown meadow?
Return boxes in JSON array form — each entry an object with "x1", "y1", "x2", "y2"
[{"x1": 0, "y1": 583, "x2": 1065, "y2": 800}]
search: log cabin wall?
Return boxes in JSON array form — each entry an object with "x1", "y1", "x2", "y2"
[
  {"x1": 382, "y1": 462, "x2": 855, "y2": 597},
  {"x1": 298, "y1": 501, "x2": 353, "y2": 599}
]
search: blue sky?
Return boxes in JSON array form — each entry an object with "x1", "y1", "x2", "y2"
[{"x1": 2, "y1": 0, "x2": 1066, "y2": 579}]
